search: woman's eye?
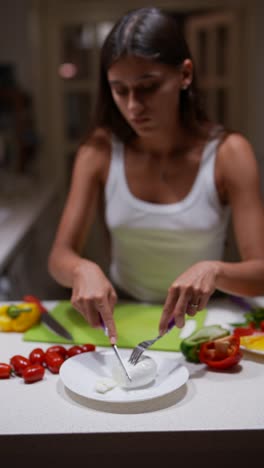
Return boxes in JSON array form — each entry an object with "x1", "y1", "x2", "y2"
[
  {"x1": 139, "y1": 83, "x2": 159, "y2": 92},
  {"x1": 113, "y1": 88, "x2": 127, "y2": 96},
  {"x1": 112, "y1": 83, "x2": 159, "y2": 98}
]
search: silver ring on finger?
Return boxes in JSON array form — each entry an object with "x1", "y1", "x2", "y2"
[{"x1": 95, "y1": 300, "x2": 105, "y2": 310}]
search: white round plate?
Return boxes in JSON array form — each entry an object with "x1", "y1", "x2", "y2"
[{"x1": 59, "y1": 349, "x2": 189, "y2": 403}]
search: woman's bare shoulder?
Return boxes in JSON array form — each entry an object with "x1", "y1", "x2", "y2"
[
  {"x1": 217, "y1": 132, "x2": 258, "y2": 170},
  {"x1": 217, "y1": 132, "x2": 260, "y2": 188},
  {"x1": 219, "y1": 132, "x2": 254, "y2": 153},
  {"x1": 74, "y1": 128, "x2": 112, "y2": 181}
]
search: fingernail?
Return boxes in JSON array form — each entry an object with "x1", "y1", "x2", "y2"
[
  {"x1": 176, "y1": 317, "x2": 185, "y2": 328},
  {"x1": 110, "y1": 336, "x2": 116, "y2": 345}
]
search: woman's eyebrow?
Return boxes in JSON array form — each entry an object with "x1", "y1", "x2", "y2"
[
  {"x1": 109, "y1": 72, "x2": 162, "y2": 86},
  {"x1": 135, "y1": 72, "x2": 162, "y2": 81}
]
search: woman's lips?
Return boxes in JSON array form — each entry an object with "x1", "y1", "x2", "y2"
[{"x1": 130, "y1": 117, "x2": 150, "y2": 125}]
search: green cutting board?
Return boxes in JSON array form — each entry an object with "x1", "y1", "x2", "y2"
[{"x1": 23, "y1": 301, "x2": 207, "y2": 351}]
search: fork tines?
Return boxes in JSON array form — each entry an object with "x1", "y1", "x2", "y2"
[{"x1": 128, "y1": 339, "x2": 155, "y2": 365}]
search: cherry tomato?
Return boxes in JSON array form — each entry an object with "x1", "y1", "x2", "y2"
[
  {"x1": 0, "y1": 363, "x2": 12, "y2": 379},
  {"x1": 67, "y1": 345, "x2": 83, "y2": 358},
  {"x1": 22, "y1": 364, "x2": 45, "y2": 384},
  {"x1": 81, "y1": 343, "x2": 96, "y2": 353},
  {"x1": 45, "y1": 351, "x2": 64, "y2": 374},
  {"x1": 46, "y1": 345, "x2": 68, "y2": 359},
  {"x1": 29, "y1": 348, "x2": 46, "y2": 365},
  {"x1": 248, "y1": 321, "x2": 256, "y2": 329},
  {"x1": 10, "y1": 355, "x2": 31, "y2": 376}
]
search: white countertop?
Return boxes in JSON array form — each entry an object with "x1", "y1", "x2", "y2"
[{"x1": 0, "y1": 296, "x2": 264, "y2": 437}]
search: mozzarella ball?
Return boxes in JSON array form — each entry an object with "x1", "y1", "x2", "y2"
[{"x1": 111, "y1": 355, "x2": 157, "y2": 389}]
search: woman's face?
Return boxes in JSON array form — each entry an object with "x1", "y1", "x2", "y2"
[{"x1": 107, "y1": 55, "x2": 192, "y2": 136}]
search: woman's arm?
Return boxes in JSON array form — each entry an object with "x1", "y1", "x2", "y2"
[
  {"x1": 214, "y1": 133, "x2": 264, "y2": 295},
  {"x1": 159, "y1": 133, "x2": 264, "y2": 332},
  {"x1": 48, "y1": 131, "x2": 118, "y2": 342}
]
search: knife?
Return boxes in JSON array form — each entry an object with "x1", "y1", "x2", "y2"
[
  {"x1": 23, "y1": 295, "x2": 73, "y2": 341},
  {"x1": 99, "y1": 315, "x2": 132, "y2": 381}
]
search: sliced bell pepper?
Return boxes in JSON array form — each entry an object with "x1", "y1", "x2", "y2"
[
  {"x1": 180, "y1": 325, "x2": 230, "y2": 363},
  {"x1": 0, "y1": 303, "x2": 41, "y2": 332},
  {"x1": 199, "y1": 335, "x2": 242, "y2": 369},
  {"x1": 233, "y1": 325, "x2": 255, "y2": 338},
  {"x1": 240, "y1": 334, "x2": 264, "y2": 351}
]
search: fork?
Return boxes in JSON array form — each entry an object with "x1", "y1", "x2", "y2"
[{"x1": 128, "y1": 318, "x2": 175, "y2": 365}]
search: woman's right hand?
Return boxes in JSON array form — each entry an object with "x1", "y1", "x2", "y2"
[{"x1": 71, "y1": 260, "x2": 118, "y2": 343}]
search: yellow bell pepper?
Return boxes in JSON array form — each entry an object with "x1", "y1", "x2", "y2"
[
  {"x1": 0, "y1": 302, "x2": 41, "y2": 332},
  {"x1": 240, "y1": 334, "x2": 264, "y2": 351}
]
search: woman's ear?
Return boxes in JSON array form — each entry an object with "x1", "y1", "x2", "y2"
[{"x1": 181, "y1": 59, "x2": 193, "y2": 89}]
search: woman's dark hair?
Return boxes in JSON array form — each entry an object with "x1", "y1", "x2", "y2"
[{"x1": 87, "y1": 7, "x2": 209, "y2": 143}]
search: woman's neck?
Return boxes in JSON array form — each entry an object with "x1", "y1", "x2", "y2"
[{"x1": 132, "y1": 128, "x2": 197, "y2": 157}]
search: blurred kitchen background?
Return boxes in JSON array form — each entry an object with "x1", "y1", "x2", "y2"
[{"x1": 0, "y1": 0, "x2": 264, "y2": 300}]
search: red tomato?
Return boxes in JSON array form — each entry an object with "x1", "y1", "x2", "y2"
[
  {"x1": 81, "y1": 343, "x2": 96, "y2": 353},
  {"x1": 260, "y1": 320, "x2": 264, "y2": 332},
  {"x1": 10, "y1": 355, "x2": 31, "y2": 376},
  {"x1": 199, "y1": 335, "x2": 242, "y2": 370},
  {"x1": 0, "y1": 363, "x2": 12, "y2": 379},
  {"x1": 46, "y1": 345, "x2": 68, "y2": 359},
  {"x1": 233, "y1": 327, "x2": 254, "y2": 338},
  {"x1": 29, "y1": 348, "x2": 46, "y2": 365},
  {"x1": 22, "y1": 364, "x2": 45, "y2": 384},
  {"x1": 45, "y1": 351, "x2": 64, "y2": 374},
  {"x1": 67, "y1": 345, "x2": 83, "y2": 358}
]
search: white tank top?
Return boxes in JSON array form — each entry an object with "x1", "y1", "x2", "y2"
[{"x1": 105, "y1": 135, "x2": 230, "y2": 302}]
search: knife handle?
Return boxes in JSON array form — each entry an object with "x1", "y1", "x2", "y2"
[
  {"x1": 167, "y1": 318, "x2": 175, "y2": 331},
  {"x1": 99, "y1": 314, "x2": 109, "y2": 336},
  {"x1": 23, "y1": 295, "x2": 46, "y2": 314}
]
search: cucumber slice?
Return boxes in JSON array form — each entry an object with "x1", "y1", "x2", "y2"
[{"x1": 180, "y1": 325, "x2": 230, "y2": 363}]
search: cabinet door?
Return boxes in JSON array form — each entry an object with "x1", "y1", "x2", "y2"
[
  {"x1": 46, "y1": 9, "x2": 115, "y2": 190},
  {"x1": 185, "y1": 11, "x2": 241, "y2": 130},
  {"x1": 186, "y1": 11, "x2": 242, "y2": 262}
]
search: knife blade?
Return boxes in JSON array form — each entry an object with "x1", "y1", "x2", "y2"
[
  {"x1": 23, "y1": 295, "x2": 73, "y2": 341},
  {"x1": 99, "y1": 315, "x2": 132, "y2": 381}
]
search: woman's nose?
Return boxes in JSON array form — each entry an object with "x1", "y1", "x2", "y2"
[{"x1": 127, "y1": 91, "x2": 144, "y2": 113}]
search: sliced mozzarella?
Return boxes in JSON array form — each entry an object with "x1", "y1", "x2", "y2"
[{"x1": 95, "y1": 377, "x2": 117, "y2": 393}]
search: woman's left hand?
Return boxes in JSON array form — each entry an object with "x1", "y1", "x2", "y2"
[{"x1": 159, "y1": 260, "x2": 221, "y2": 333}]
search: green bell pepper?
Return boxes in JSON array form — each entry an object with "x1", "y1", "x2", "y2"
[{"x1": 180, "y1": 324, "x2": 230, "y2": 363}]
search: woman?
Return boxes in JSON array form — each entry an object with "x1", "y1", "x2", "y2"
[{"x1": 48, "y1": 7, "x2": 264, "y2": 344}]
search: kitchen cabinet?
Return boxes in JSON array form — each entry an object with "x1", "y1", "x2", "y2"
[{"x1": 0, "y1": 84, "x2": 38, "y2": 173}]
